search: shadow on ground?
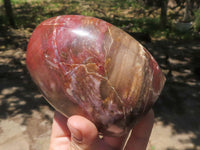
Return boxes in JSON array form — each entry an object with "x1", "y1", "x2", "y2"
[{"x1": 149, "y1": 40, "x2": 200, "y2": 148}]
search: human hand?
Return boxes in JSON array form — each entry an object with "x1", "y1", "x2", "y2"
[{"x1": 49, "y1": 109, "x2": 154, "y2": 150}]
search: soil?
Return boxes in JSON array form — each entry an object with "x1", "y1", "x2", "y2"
[{"x1": 0, "y1": 27, "x2": 200, "y2": 150}]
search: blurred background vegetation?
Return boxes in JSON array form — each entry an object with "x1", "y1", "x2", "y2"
[
  {"x1": 0, "y1": 0, "x2": 200, "y2": 149},
  {"x1": 0, "y1": 0, "x2": 200, "y2": 40}
]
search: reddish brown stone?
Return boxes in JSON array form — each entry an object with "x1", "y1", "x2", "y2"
[{"x1": 26, "y1": 15, "x2": 166, "y2": 136}]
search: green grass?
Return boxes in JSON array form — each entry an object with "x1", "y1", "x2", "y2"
[
  {"x1": 0, "y1": 0, "x2": 42, "y2": 5},
  {"x1": 194, "y1": 9, "x2": 200, "y2": 31},
  {"x1": 152, "y1": 146, "x2": 156, "y2": 150},
  {"x1": 0, "y1": 0, "x2": 199, "y2": 40}
]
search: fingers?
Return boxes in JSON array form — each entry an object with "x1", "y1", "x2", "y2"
[
  {"x1": 49, "y1": 110, "x2": 154, "y2": 150},
  {"x1": 125, "y1": 109, "x2": 154, "y2": 150},
  {"x1": 67, "y1": 115, "x2": 98, "y2": 150},
  {"x1": 50, "y1": 112, "x2": 98, "y2": 150},
  {"x1": 49, "y1": 111, "x2": 71, "y2": 150},
  {"x1": 52, "y1": 111, "x2": 71, "y2": 138}
]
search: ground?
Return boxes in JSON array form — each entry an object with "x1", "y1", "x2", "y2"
[{"x1": 0, "y1": 27, "x2": 200, "y2": 150}]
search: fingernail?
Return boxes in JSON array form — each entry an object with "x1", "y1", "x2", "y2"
[{"x1": 68, "y1": 123, "x2": 83, "y2": 143}]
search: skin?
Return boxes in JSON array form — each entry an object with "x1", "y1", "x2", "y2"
[{"x1": 49, "y1": 109, "x2": 154, "y2": 150}]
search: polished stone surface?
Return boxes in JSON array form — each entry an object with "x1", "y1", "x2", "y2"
[{"x1": 26, "y1": 15, "x2": 166, "y2": 136}]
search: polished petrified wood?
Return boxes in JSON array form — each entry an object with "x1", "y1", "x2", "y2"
[{"x1": 26, "y1": 15, "x2": 166, "y2": 136}]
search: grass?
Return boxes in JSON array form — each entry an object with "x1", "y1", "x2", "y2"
[
  {"x1": 0, "y1": 0, "x2": 199, "y2": 40},
  {"x1": 151, "y1": 146, "x2": 156, "y2": 150},
  {"x1": 194, "y1": 9, "x2": 200, "y2": 31}
]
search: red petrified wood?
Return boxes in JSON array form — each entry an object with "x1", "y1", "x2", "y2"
[{"x1": 26, "y1": 15, "x2": 166, "y2": 136}]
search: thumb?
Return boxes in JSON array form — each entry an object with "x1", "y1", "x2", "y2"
[{"x1": 67, "y1": 115, "x2": 98, "y2": 150}]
